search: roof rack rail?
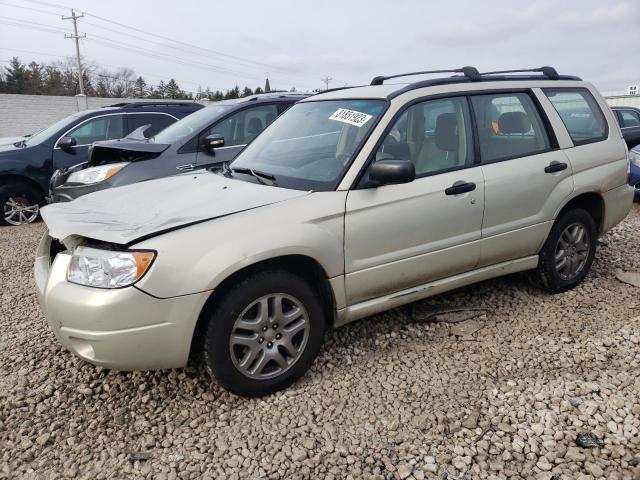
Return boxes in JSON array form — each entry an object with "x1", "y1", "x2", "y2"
[
  {"x1": 104, "y1": 101, "x2": 197, "y2": 108},
  {"x1": 371, "y1": 66, "x2": 480, "y2": 85},
  {"x1": 479, "y1": 66, "x2": 560, "y2": 80}
]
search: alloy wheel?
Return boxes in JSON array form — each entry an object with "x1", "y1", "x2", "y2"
[
  {"x1": 229, "y1": 293, "x2": 310, "y2": 380},
  {"x1": 3, "y1": 196, "x2": 39, "y2": 226},
  {"x1": 554, "y1": 222, "x2": 590, "y2": 280}
]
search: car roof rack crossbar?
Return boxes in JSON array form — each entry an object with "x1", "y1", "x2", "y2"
[
  {"x1": 479, "y1": 66, "x2": 560, "y2": 80},
  {"x1": 371, "y1": 66, "x2": 481, "y2": 85}
]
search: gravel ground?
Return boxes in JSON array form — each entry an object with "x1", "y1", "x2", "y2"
[{"x1": 2, "y1": 205, "x2": 640, "y2": 480}]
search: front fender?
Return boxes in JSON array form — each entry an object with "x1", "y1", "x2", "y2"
[{"x1": 133, "y1": 191, "x2": 347, "y2": 299}]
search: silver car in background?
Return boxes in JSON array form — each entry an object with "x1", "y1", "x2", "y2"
[{"x1": 35, "y1": 67, "x2": 633, "y2": 397}]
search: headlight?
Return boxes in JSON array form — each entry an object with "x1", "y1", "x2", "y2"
[
  {"x1": 66, "y1": 162, "x2": 129, "y2": 185},
  {"x1": 67, "y1": 246, "x2": 155, "y2": 288},
  {"x1": 630, "y1": 149, "x2": 640, "y2": 167}
]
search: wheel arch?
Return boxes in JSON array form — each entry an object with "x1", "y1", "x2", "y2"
[
  {"x1": 554, "y1": 191, "x2": 604, "y2": 233},
  {"x1": 0, "y1": 174, "x2": 47, "y2": 200},
  {"x1": 189, "y1": 254, "x2": 337, "y2": 360}
]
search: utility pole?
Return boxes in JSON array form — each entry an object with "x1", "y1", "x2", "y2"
[
  {"x1": 63, "y1": 9, "x2": 87, "y2": 95},
  {"x1": 321, "y1": 76, "x2": 332, "y2": 91}
]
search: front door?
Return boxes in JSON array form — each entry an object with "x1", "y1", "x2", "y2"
[
  {"x1": 52, "y1": 114, "x2": 125, "y2": 170},
  {"x1": 344, "y1": 96, "x2": 484, "y2": 305}
]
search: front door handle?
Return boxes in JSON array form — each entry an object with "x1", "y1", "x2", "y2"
[
  {"x1": 176, "y1": 163, "x2": 195, "y2": 172},
  {"x1": 544, "y1": 161, "x2": 567, "y2": 173},
  {"x1": 445, "y1": 181, "x2": 476, "y2": 196}
]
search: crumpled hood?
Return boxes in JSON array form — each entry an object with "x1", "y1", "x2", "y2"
[
  {"x1": 88, "y1": 140, "x2": 170, "y2": 166},
  {"x1": 41, "y1": 171, "x2": 309, "y2": 245}
]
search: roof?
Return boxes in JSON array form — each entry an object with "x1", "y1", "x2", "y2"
[{"x1": 302, "y1": 66, "x2": 584, "y2": 102}]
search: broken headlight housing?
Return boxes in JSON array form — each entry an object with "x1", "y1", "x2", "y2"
[
  {"x1": 67, "y1": 246, "x2": 155, "y2": 288},
  {"x1": 66, "y1": 162, "x2": 129, "y2": 184}
]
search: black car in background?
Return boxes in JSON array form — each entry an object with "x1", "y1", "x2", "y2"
[
  {"x1": 50, "y1": 93, "x2": 309, "y2": 202},
  {"x1": 612, "y1": 106, "x2": 640, "y2": 149},
  {"x1": 0, "y1": 102, "x2": 203, "y2": 225}
]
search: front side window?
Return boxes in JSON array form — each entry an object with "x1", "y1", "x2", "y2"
[
  {"x1": 151, "y1": 104, "x2": 231, "y2": 145},
  {"x1": 374, "y1": 96, "x2": 473, "y2": 176},
  {"x1": 544, "y1": 88, "x2": 607, "y2": 145},
  {"x1": 206, "y1": 104, "x2": 279, "y2": 148},
  {"x1": 618, "y1": 110, "x2": 640, "y2": 128},
  {"x1": 64, "y1": 115, "x2": 124, "y2": 145},
  {"x1": 471, "y1": 93, "x2": 550, "y2": 163},
  {"x1": 231, "y1": 99, "x2": 386, "y2": 191}
]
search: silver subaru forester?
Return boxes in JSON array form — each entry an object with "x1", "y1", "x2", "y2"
[{"x1": 35, "y1": 67, "x2": 633, "y2": 397}]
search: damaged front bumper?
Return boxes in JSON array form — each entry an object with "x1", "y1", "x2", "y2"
[{"x1": 34, "y1": 233, "x2": 210, "y2": 371}]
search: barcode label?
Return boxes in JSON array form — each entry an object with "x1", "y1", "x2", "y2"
[{"x1": 328, "y1": 108, "x2": 373, "y2": 127}]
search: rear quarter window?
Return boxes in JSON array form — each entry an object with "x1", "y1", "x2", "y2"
[{"x1": 543, "y1": 88, "x2": 608, "y2": 145}]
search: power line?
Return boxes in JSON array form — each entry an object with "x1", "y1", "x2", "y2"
[
  {"x1": 20, "y1": 0, "x2": 299, "y2": 76},
  {"x1": 62, "y1": 8, "x2": 86, "y2": 94}
]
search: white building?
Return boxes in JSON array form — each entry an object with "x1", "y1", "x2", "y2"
[{"x1": 602, "y1": 84, "x2": 640, "y2": 108}]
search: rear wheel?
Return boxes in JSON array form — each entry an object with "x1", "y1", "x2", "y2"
[
  {"x1": 529, "y1": 208, "x2": 597, "y2": 293},
  {"x1": 0, "y1": 183, "x2": 43, "y2": 226},
  {"x1": 203, "y1": 270, "x2": 326, "y2": 397}
]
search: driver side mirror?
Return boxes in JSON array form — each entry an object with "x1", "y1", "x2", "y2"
[
  {"x1": 202, "y1": 134, "x2": 224, "y2": 154},
  {"x1": 58, "y1": 136, "x2": 77, "y2": 150},
  {"x1": 368, "y1": 160, "x2": 415, "y2": 185}
]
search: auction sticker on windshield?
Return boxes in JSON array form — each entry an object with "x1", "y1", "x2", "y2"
[{"x1": 329, "y1": 108, "x2": 373, "y2": 127}]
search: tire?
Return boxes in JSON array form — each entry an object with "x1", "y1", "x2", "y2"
[
  {"x1": 529, "y1": 208, "x2": 597, "y2": 293},
  {"x1": 0, "y1": 182, "x2": 44, "y2": 226},
  {"x1": 203, "y1": 270, "x2": 326, "y2": 397}
]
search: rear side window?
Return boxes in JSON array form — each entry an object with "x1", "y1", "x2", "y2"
[
  {"x1": 543, "y1": 89, "x2": 607, "y2": 145},
  {"x1": 128, "y1": 113, "x2": 175, "y2": 137},
  {"x1": 470, "y1": 92, "x2": 551, "y2": 163},
  {"x1": 618, "y1": 110, "x2": 640, "y2": 128}
]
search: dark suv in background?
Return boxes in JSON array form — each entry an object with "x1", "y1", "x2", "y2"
[
  {"x1": 50, "y1": 93, "x2": 309, "y2": 202},
  {"x1": 0, "y1": 102, "x2": 203, "y2": 225},
  {"x1": 612, "y1": 106, "x2": 640, "y2": 149}
]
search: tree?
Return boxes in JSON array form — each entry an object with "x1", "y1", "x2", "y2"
[
  {"x1": 165, "y1": 78, "x2": 181, "y2": 99},
  {"x1": 225, "y1": 85, "x2": 240, "y2": 99},
  {"x1": 94, "y1": 78, "x2": 110, "y2": 97},
  {"x1": 133, "y1": 76, "x2": 147, "y2": 98},
  {"x1": 254, "y1": 86, "x2": 264, "y2": 95},
  {"x1": 241, "y1": 86, "x2": 253, "y2": 97},
  {"x1": 4, "y1": 57, "x2": 28, "y2": 93},
  {"x1": 43, "y1": 65, "x2": 65, "y2": 95},
  {"x1": 26, "y1": 62, "x2": 44, "y2": 95}
]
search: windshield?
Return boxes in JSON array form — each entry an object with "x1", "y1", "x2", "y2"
[
  {"x1": 24, "y1": 114, "x2": 81, "y2": 146},
  {"x1": 231, "y1": 99, "x2": 386, "y2": 191},
  {"x1": 151, "y1": 104, "x2": 232, "y2": 144}
]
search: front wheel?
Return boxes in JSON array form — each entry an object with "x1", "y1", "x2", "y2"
[
  {"x1": 529, "y1": 208, "x2": 597, "y2": 293},
  {"x1": 203, "y1": 270, "x2": 326, "y2": 397}
]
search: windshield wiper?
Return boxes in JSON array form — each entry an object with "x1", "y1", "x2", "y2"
[
  {"x1": 231, "y1": 167, "x2": 276, "y2": 186},
  {"x1": 13, "y1": 139, "x2": 27, "y2": 148}
]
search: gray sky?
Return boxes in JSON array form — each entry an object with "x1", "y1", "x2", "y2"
[{"x1": 1, "y1": 0, "x2": 639, "y2": 94}]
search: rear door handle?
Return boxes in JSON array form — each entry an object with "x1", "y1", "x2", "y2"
[
  {"x1": 445, "y1": 181, "x2": 476, "y2": 196},
  {"x1": 544, "y1": 161, "x2": 567, "y2": 173}
]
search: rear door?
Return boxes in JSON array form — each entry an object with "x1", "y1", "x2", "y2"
[
  {"x1": 473, "y1": 91, "x2": 573, "y2": 267},
  {"x1": 616, "y1": 109, "x2": 640, "y2": 149},
  {"x1": 195, "y1": 103, "x2": 279, "y2": 168},
  {"x1": 52, "y1": 114, "x2": 125, "y2": 170}
]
